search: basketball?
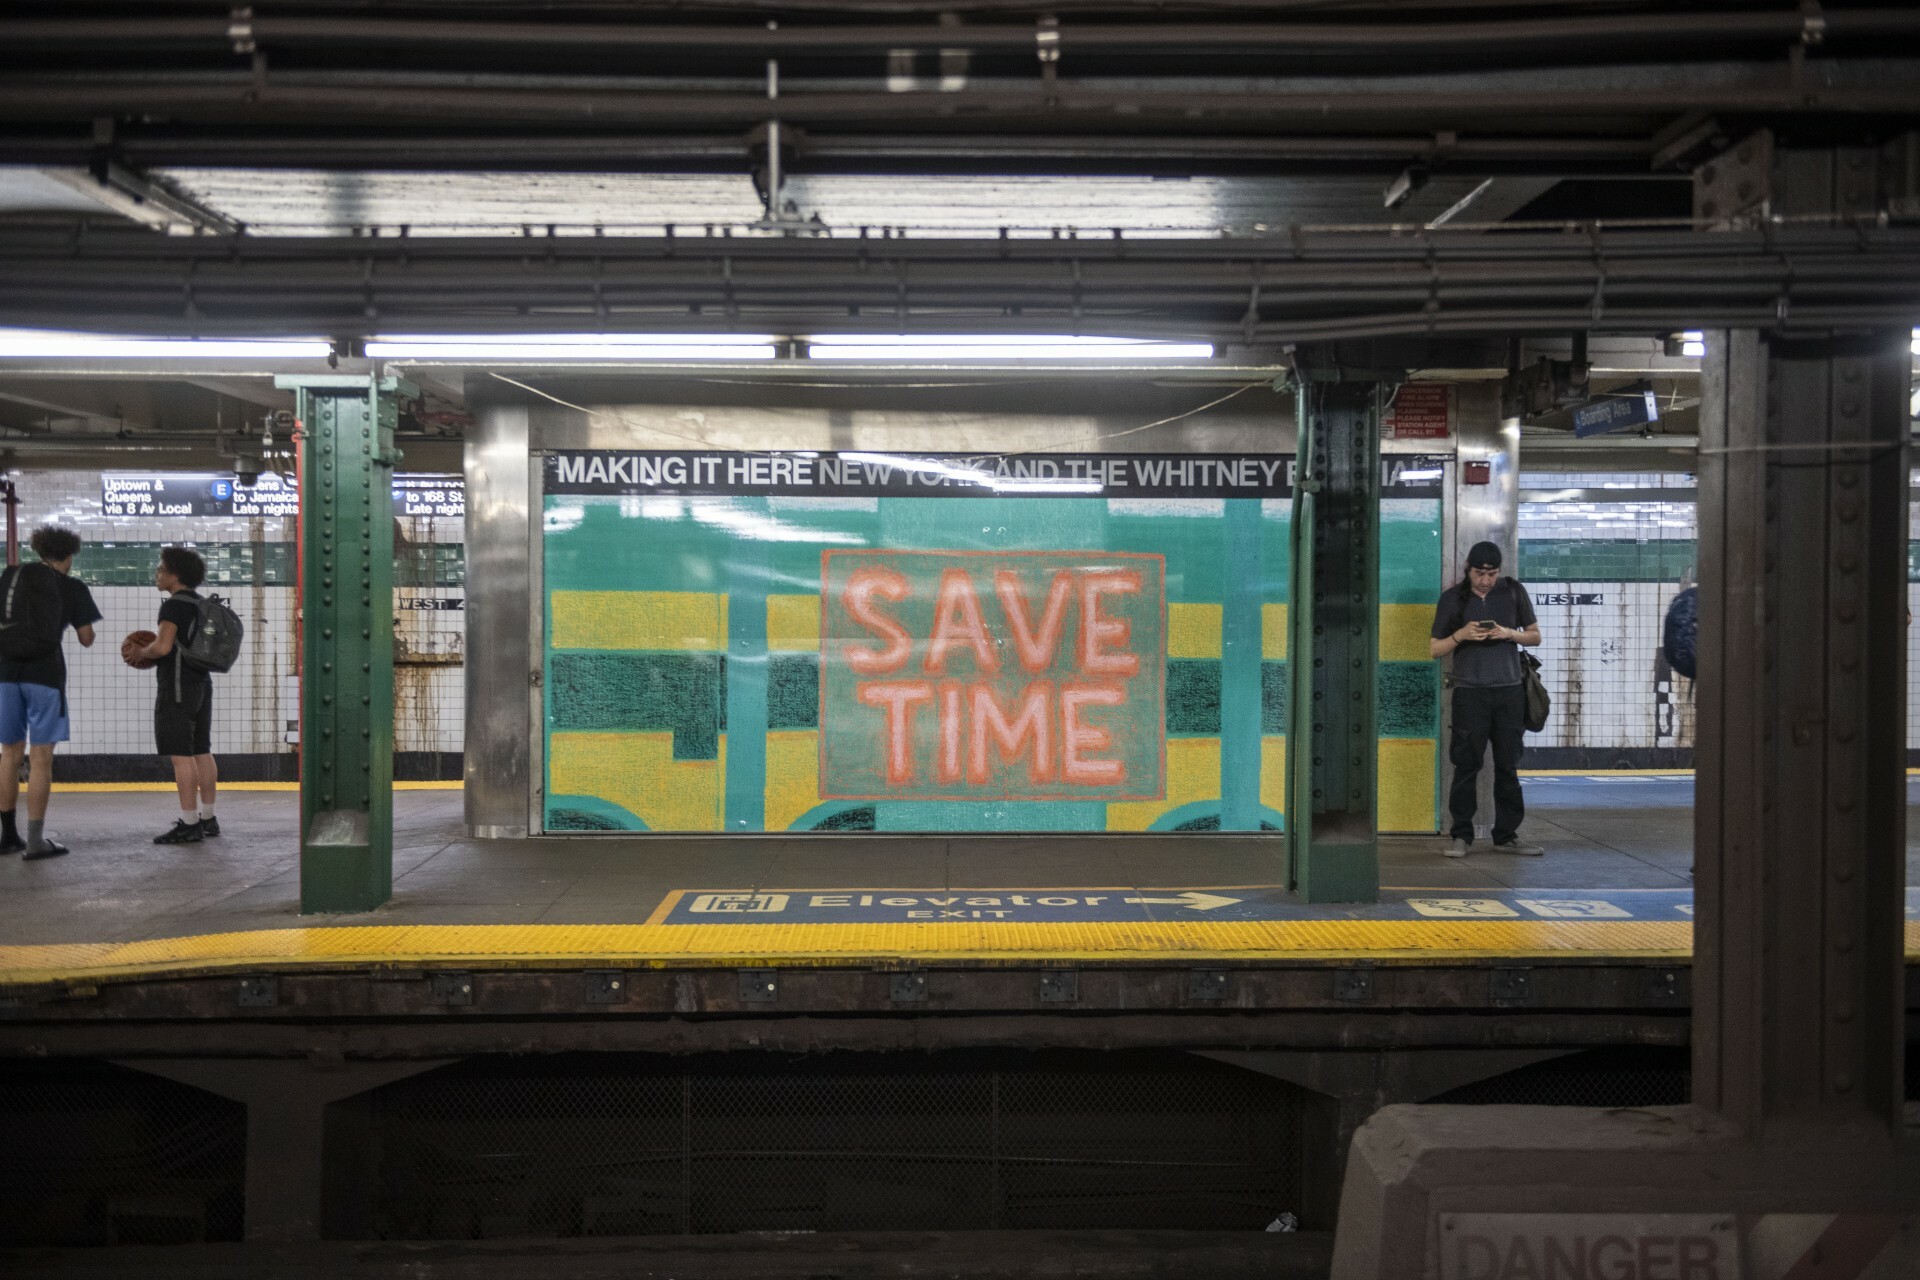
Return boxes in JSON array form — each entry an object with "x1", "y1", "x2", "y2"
[{"x1": 122, "y1": 630, "x2": 158, "y2": 670}]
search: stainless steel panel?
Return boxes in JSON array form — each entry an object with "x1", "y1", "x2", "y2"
[
  {"x1": 1445, "y1": 381, "x2": 1520, "y2": 841},
  {"x1": 463, "y1": 402, "x2": 532, "y2": 838}
]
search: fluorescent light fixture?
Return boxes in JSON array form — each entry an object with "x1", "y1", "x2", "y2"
[
  {"x1": 366, "y1": 334, "x2": 777, "y2": 360},
  {"x1": 0, "y1": 329, "x2": 331, "y2": 358},
  {"x1": 839, "y1": 451, "x2": 1109, "y2": 495},
  {"x1": 808, "y1": 335, "x2": 1214, "y2": 361},
  {"x1": 1680, "y1": 330, "x2": 1705, "y2": 359},
  {"x1": 989, "y1": 480, "x2": 1106, "y2": 494}
]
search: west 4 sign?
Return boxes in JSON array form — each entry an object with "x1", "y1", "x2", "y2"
[{"x1": 819, "y1": 549, "x2": 1167, "y2": 802}]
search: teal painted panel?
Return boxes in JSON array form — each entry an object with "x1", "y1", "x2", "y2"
[
  {"x1": 1380, "y1": 498, "x2": 1443, "y2": 603},
  {"x1": 875, "y1": 800, "x2": 1107, "y2": 831}
]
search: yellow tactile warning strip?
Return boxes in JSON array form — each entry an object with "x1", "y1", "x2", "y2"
[
  {"x1": 3, "y1": 920, "x2": 1916, "y2": 989},
  {"x1": 0, "y1": 919, "x2": 1691, "y2": 987},
  {"x1": 50, "y1": 781, "x2": 462, "y2": 793}
]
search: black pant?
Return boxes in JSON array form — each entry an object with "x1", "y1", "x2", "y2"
[{"x1": 1448, "y1": 683, "x2": 1527, "y2": 844}]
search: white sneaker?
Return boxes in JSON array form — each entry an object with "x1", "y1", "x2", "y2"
[
  {"x1": 1494, "y1": 839, "x2": 1544, "y2": 856},
  {"x1": 1444, "y1": 838, "x2": 1470, "y2": 858}
]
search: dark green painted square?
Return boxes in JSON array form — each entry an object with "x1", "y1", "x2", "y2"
[
  {"x1": 1377, "y1": 661, "x2": 1439, "y2": 737},
  {"x1": 549, "y1": 652, "x2": 722, "y2": 759},
  {"x1": 1166, "y1": 659, "x2": 1221, "y2": 736},
  {"x1": 1261, "y1": 660, "x2": 1288, "y2": 734},
  {"x1": 767, "y1": 654, "x2": 820, "y2": 730}
]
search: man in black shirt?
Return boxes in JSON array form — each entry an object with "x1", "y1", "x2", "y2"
[
  {"x1": 1429, "y1": 541, "x2": 1544, "y2": 858},
  {"x1": 124, "y1": 546, "x2": 219, "y2": 845},
  {"x1": 0, "y1": 526, "x2": 102, "y2": 860}
]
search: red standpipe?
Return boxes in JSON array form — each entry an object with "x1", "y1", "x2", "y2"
[{"x1": 291, "y1": 425, "x2": 304, "y2": 783}]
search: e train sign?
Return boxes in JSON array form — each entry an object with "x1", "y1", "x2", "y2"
[{"x1": 100, "y1": 473, "x2": 464, "y2": 518}]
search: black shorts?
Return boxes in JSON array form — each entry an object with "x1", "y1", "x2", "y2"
[{"x1": 155, "y1": 683, "x2": 213, "y2": 757}]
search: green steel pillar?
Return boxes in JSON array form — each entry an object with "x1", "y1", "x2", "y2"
[
  {"x1": 1285, "y1": 377, "x2": 1382, "y2": 903},
  {"x1": 277, "y1": 375, "x2": 413, "y2": 914}
]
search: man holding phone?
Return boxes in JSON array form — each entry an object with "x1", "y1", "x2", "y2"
[{"x1": 1430, "y1": 541, "x2": 1543, "y2": 858}]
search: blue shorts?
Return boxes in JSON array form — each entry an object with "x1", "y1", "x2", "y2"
[{"x1": 0, "y1": 682, "x2": 69, "y2": 746}]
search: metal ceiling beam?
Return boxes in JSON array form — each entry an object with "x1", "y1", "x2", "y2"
[
  {"x1": 178, "y1": 376, "x2": 296, "y2": 409},
  {"x1": 0, "y1": 76, "x2": 1914, "y2": 130},
  {"x1": 1424, "y1": 177, "x2": 1562, "y2": 228},
  {"x1": 0, "y1": 128, "x2": 1663, "y2": 176},
  {"x1": 0, "y1": 377, "x2": 157, "y2": 429},
  {"x1": 0, "y1": 223, "x2": 1914, "y2": 342}
]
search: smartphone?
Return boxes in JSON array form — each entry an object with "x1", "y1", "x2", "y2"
[{"x1": 1473, "y1": 620, "x2": 1498, "y2": 633}]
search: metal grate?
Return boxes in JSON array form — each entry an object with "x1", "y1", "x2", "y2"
[
  {"x1": 0, "y1": 1058, "x2": 246, "y2": 1246},
  {"x1": 351, "y1": 1050, "x2": 1304, "y2": 1240},
  {"x1": 1429, "y1": 1047, "x2": 1690, "y2": 1108}
]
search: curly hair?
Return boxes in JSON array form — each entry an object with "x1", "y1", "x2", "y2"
[
  {"x1": 159, "y1": 545, "x2": 207, "y2": 590},
  {"x1": 28, "y1": 525, "x2": 81, "y2": 564}
]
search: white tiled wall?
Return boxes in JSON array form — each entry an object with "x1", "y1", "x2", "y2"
[{"x1": 6, "y1": 468, "x2": 463, "y2": 762}]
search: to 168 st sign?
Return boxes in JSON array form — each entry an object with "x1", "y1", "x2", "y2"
[{"x1": 819, "y1": 550, "x2": 1167, "y2": 803}]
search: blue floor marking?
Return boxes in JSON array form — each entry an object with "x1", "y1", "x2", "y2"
[{"x1": 660, "y1": 887, "x2": 1920, "y2": 926}]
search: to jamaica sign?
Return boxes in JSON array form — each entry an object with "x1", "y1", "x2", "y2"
[{"x1": 820, "y1": 550, "x2": 1167, "y2": 802}]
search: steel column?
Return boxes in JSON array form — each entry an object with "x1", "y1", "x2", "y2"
[
  {"x1": 1693, "y1": 139, "x2": 1912, "y2": 1135},
  {"x1": 1693, "y1": 326, "x2": 1909, "y2": 1133},
  {"x1": 1286, "y1": 378, "x2": 1382, "y2": 902},
  {"x1": 462, "y1": 401, "x2": 533, "y2": 838},
  {"x1": 1447, "y1": 387, "x2": 1521, "y2": 838},
  {"x1": 280, "y1": 376, "x2": 410, "y2": 914}
]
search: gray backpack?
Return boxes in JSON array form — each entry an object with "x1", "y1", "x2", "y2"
[{"x1": 175, "y1": 590, "x2": 244, "y2": 675}]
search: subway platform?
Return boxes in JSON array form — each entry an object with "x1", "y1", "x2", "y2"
[{"x1": 2, "y1": 776, "x2": 1914, "y2": 991}]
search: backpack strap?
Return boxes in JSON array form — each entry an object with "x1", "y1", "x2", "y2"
[{"x1": 170, "y1": 590, "x2": 195, "y2": 702}]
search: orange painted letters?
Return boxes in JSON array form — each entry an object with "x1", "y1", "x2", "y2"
[
  {"x1": 968, "y1": 681, "x2": 1056, "y2": 785},
  {"x1": 925, "y1": 568, "x2": 1000, "y2": 674},
  {"x1": 856, "y1": 681, "x2": 933, "y2": 785},
  {"x1": 1077, "y1": 570, "x2": 1142, "y2": 677},
  {"x1": 995, "y1": 569, "x2": 1075, "y2": 673},
  {"x1": 844, "y1": 566, "x2": 912, "y2": 674}
]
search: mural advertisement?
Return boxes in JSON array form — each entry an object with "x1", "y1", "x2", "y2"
[
  {"x1": 818, "y1": 549, "x2": 1168, "y2": 803},
  {"x1": 540, "y1": 450, "x2": 1442, "y2": 835}
]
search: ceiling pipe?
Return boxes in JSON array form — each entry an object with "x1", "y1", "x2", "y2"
[
  {"x1": 0, "y1": 81, "x2": 1914, "y2": 128},
  {"x1": 5, "y1": 11, "x2": 1917, "y2": 60}
]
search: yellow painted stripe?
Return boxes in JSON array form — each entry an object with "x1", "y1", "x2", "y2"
[
  {"x1": 0, "y1": 919, "x2": 1730, "y2": 987},
  {"x1": 1379, "y1": 738, "x2": 1437, "y2": 832},
  {"x1": 1379, "y1": 603, "x2": 1435, "y2": 662},
  {"x1": 1261, "y1": 602, "x2": 1288, "y2": 660},
  {"x1": 766, "y1": 594, "x2": 821, "y2": 652},
  {"x1": 51, "y1": 781, "x2": 462, "y2": 793},
  {"x1": 1167, "y1": 603, "x2": 1223, "y2": 659},
  {"x1": 550, "y1": 590, "x2": 727, "y2": 651}
]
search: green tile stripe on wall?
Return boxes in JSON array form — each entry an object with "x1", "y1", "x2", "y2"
[
  {"x1": 564, "y1": 652, "x2": 1302, "y2": 742},
  {"x1": 1518, "y1": 539, "x2": 1696, "y2": 584},
  {"x1": 50, "y1": 542, "x2": 464, "y2": 587}
]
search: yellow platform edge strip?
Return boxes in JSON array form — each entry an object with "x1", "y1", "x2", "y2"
[
  {"x1": 51, "y1": 781, "x2": 463, "y2": 793},
  {"x1": 3, "y1": 921, "x2": 1915, "y2": 988}
]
